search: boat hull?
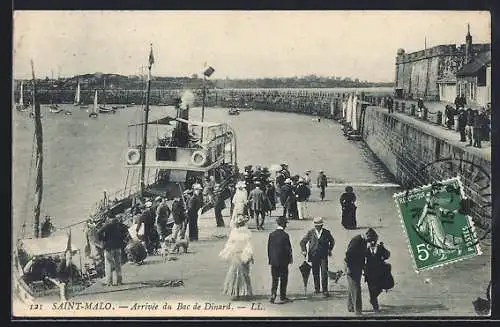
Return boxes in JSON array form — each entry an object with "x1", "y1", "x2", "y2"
[{"x1": 99, "y1": 106, "x2": 116, "y2": 114}]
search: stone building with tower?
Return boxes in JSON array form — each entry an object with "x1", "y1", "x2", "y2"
[{"x1": 394, "y1": 25, "x2": 490, "y2": 105}]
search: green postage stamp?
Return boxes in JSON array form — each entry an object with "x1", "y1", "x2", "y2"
[{"x1": 394, "y1": 176, "x2": 482, "y2": 272}]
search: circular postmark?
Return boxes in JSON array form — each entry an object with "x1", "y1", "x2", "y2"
[{"x1": 401, "y1": 157, "x2": 491, "y2": 250}]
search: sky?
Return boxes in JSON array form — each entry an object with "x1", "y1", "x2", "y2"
[{"x1": 12, "y1": 11, "x2": 491, "y2": 82}]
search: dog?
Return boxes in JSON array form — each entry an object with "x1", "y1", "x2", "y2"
[
  {"x1": 159, "y1": 240, "x2": 171, "y2": 260},
  {"x1": 163, "y1": 236, "x2": 190, "y2": 254},
  {"x1": 171, "y1": 238, "x2": 189, "y2": 254},
  {"x1": 327, "y1": 270, "x2": 345, "y2": 284}
]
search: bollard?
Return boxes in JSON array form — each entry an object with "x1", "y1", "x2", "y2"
[
  {"x1": 436, "y1": 111, "x2": 443, "y2": 125},
  {"x1": 410, "y1": 104, "x2": 416, "y2": 116}
]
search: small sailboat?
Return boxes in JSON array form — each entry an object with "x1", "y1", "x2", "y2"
[
  {"x1": 73, "y1": 81, "x2": 81, "y2": 106},
  {"x1": 98, "y1": 78, "x2": 116, "y2": 114},
  {"x1": 74, "y1": 81, "x2": 89, "y2": 109},
  {"x1": 16, "y1": 81, "x2": 28, "y2": 112},
  {"x1": 347, "y1": 94, "x2": 362, "y2": 141},
  {"x1": 89, "y1": 90, "x2": 98, "y2": 118}
]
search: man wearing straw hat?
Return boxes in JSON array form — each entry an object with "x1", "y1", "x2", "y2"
[
  {"x1": 300, "y1": 217, "x2": 335, "y2": 297},
  {"x1": 267, "y1": 216, "x2": 293, "y2": 304}
]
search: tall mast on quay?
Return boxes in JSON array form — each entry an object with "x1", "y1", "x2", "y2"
[{"x1": 140, "y1": 44, "x2": 154, "y2": 196}]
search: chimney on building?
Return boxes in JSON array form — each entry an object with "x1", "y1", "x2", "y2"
[{"x1": 465, "y1": 23, "x2": 473, "y2": 63}]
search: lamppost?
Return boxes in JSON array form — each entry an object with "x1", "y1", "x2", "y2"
[{"x1": 200, "y1": 65, "x2": 215, "y2": 140}]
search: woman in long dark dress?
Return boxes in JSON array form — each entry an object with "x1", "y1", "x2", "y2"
[{"x1": 340, "y1": 186, "x2": 357, "y2": 229}]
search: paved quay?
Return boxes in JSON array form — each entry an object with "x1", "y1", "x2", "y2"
[{"x1": 70, "y1": 183, "x2": 490, "y2": 317}]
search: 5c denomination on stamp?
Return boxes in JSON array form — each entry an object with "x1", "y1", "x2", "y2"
[{"x1": 394, "y1": 176, "x2": 482, "y2": 272}]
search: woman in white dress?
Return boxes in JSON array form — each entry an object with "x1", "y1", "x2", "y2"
[
  {"x1": 219, "y1": 214, "x2": 254, "y2": 300},
  {"x1": 231, "y1": 181, "x2": 248, "y2": 228}
]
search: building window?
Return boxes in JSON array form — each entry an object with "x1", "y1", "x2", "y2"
[{"x1": 469, "y1": 82, "x2": 475, "y2": 100}]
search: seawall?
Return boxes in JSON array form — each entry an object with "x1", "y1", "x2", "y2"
[{"x1": 361, "y1": 105, "x2": 492, "y2": 231}]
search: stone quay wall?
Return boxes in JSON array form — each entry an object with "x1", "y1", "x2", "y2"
[{"x1": 361, "y1": 105, "x2": 492, "y2": 232}]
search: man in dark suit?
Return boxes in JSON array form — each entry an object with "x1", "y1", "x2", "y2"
[
  {"x1": 248, "y1": 181, "x2": 270, "y2": 230},
  {"x1": 300, "y1": 217, "x2": 335, "y2": 297},
  {"x1": 344, "y1": 228, "x2": 377, "y2": 315},
  {"x1": 267, "y1": 216, "x2": 293, "y2": 304}
]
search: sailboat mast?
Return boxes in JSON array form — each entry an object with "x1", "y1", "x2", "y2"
[
  {"x1": 75, "y1": 81, "x2": 80, "y2": 104},
  {"x1": 31, "y1": 60, "x2": 43, "y2": 238},
  {"x1": 103, "y1": 78, "x2": 106, "y2": 107},
  {"x1": 140, "y1": 44, "x2": 154, "y2": 196},
  {"x1": 19, "y1": 81, "x2": 24, "y2": 106}
]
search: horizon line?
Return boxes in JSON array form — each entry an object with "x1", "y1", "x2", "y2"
[{"x1": 12, "y1": 73, "x2": 393, "y2": 84}]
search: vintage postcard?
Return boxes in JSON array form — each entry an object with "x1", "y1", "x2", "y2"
[{"x1": 12, "y1": 11, "x2": 492, "y2": 318}]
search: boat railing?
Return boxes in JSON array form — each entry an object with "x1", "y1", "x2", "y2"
[{"x1": 89, "y1": 168, "x2": 158, "y2": 218}]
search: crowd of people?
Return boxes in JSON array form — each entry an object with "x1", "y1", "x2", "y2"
[
  {"x1": 86, "y1": 161, "x2": 393, "y2": 314},
  {"x1": 451, "y1": 100, "x2": 491, "y2": 149},
  {"x1": 218, "y1": 164, "x2": 394, "y2": 315},
  {"x1": 378, "y1": 94, "x2": 491, "y2": 149}
]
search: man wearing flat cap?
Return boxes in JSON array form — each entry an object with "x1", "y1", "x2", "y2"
[
  {"x1": 344, "y1": 228, "x2": 378, "y2": 315},
  {"x1": 300, "y1": 217, "x2": 335, "y2": 297},
  {"x1": 267, "y1": 216, "x2": 293, "y2": 304}
]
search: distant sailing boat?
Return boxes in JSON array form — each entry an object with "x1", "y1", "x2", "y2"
[
  {"x1": 98, "y1": 78, "x2": 116, "y2": 114},
  {"x1": 89, "y1": 90, "x2": 98, "y2": 118},
  {"x1": 49, "y1": 79, "x2": 62, "y2": 114},
  {"x1": 346, "y1": 94, "x2": 353, "y2": 125},
  {"x1": 75, "y1": 81, "x2": 89, "y2": 109},
  {"x1": 74, "y1": 81, "x2": 81, "y2": 106},
  {"x1": 16, "y1": 81, "x2": 27, "y2": 111}
]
